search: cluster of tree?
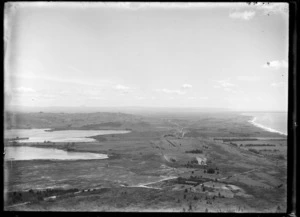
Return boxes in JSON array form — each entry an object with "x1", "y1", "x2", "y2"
[
  {"x1": 93, "y1": 136, "x2": 107, "y2": 142},
  {"x1": 189, "y1": 175, "x2": 203, "y2": 180},
  {"x1": 164, "y1": 134, "x2": 175, "y2": 137},
  {"x1": 9, "y1": 137, "x2": 29, "y2": 141},
  {"x1": 184, "y1": 161, "x2": 203, "y2": 168},
  {"x1": 260, "y1": 149, "x2": 279, "y2": 152},
  {"x1": 230, "y1": 142, "x2": 238, "y2": 147},
  {"x1": 185, "y1": 149, "x2": 203, "y2": 154},
  {"x1": 222, "y1": 138, "x2": 258, "y2": 142},
  {"x1": 244, "y1": 144, "x2": 276, "y2": 147},
  {"x1": 207, "y1": 168, "x2": 216, "y2": 174},
  {"x1": 177, "y1": 177, "x2": 201, "y2": 186},
  {"x1": 276, "y1": 155, "x2": 285, "y2": 160},
  {"x1": 16, "y1": 188, "x2": 80, "y2": 203},
  {"x1": 248, "y1": 149, "x2": 260, "y2": 154},
  {"x1": 203, "y1": 167, "x2": 219, "y2": 174},
  {"x1": 170, "y1": 158, "x2": 176, "y2": 163},
  {"x1": 10, "y1": 192, "x2": 23, "y2": 204},
  {"x1": 65, "y1": 142, "x2": 76, "y2": 150}
]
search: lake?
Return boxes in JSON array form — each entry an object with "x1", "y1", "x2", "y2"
[
  {"x1": 5, "y1": 129, "x2": 131, "y2": 143},
  {"x1": 4, "y1": 146, "x2": 108, "y2": 161}
]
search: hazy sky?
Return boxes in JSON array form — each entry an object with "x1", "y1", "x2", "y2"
[{"x1": 4, "y1": 2, "x2": 289, "y2": 111}]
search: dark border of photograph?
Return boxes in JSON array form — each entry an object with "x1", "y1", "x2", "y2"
[{"x1": 1, "y1": 1, "x2": 298, "y2": 217}]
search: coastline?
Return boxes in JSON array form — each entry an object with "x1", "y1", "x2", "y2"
[{"x1": 248, "y1": 117, "x2": 287, "y2": 136}]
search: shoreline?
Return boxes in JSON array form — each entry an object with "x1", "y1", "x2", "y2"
[{"x1": 248, "y1": 117, "x2": 287, "y2": 136}]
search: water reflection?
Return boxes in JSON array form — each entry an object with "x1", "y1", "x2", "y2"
[{"x1": 4, "y1": 146, "x2": 108, "y2": 161}]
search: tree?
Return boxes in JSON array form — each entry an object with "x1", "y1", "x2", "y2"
[{"x1": 277, "y1": 205, "x2": 281, "y2": 212}]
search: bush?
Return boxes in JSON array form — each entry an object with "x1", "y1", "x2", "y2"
[
  {"x1": 207, "y1": 168, "x2": 215, "y2": 174},
  {"x1": 185, "y1": 149, "x2": 203, "y2": 154},
  {"x1": 248, "y1": 149, "x2": 260, "y2": 154}
]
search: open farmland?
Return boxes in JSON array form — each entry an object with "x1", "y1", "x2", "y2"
[{"x1": 4, "y1": 112, "x2": 287, "y2": 212}]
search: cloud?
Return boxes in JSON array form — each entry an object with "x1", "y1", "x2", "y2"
[
  {"x1": 182, "y1": 84, "x2": 192, "y2": 89},
  {"x1": 188, "y1": 96, "x2": 208, "y2": 100},
  {"x1": 113, "y1": 84, "x2": 135, "y2": 94},
  {"x1": 155, "y1": 84, "x2": 192, "y2": 96},
  {"x1": 229, "y1": 11, "x2": 256, "y2": 20},
  {"x1": 88, "y1": 96, "x2": 106, "y2": 100},
  {"x1": 135, "y1": 96, "x2": 145, "y2": 100},
  {"x1": 13, "y1": 86, "x2": 36, "y2": 93},
  {"x1": 98, "y1": 2, "x2": 243, "y2": 10},
  {"x1": 256, "y1": 96, "x2": 263, "y2": 101},
  {"x1": 215, "y1": 79, "x2": 236, "y2": 88},
  {"x1": 255, "y1": 2, "x2": 288, "y2": 15},
  {"x1": 114, "y1": 84, "x2": 130, "y2": 91},
  {"x1": 271, "y1": 82, "x2": 285, "y2": 87},
  {"x1": 214, "y1": 79, "x2": 244, "y2": 95},
  {"x1": 263, "y1": 60, "x2": 288, "y2": 69},
  {"x1": 156, "y1": 88, "x2": 186, "y2": 95},
  {"x1": 223, "y1": 87, "x2": 242, "y2": 94},
  {"x1": 224, "y1": 88, "x2": 233, "y2": 92},
  {"x1": 237, "y1": 76, "x2": 260, "y2": 81}
]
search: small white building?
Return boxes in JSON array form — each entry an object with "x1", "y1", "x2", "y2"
[{"x1": 196, "y1": 156, "x2": 207, "y2": 165}]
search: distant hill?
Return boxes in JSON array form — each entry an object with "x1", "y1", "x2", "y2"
[
  {"x1": 4, "y1": 112, "x2": 146, "y2": 130},
  {"x1": 6, "y1": 106, "x2": 232, "y2": 114}
]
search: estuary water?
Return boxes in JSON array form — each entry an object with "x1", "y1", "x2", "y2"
[
  {"x1": 5, "y1": 129, "x2": 131, "y2": 143},
  {"x1": 4, "y1": 146, "x2": 108, "y2": 161}
]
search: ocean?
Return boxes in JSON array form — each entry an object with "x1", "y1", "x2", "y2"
[{"x1": 243, "y1": 112, "x2": 288, "y2": 136}]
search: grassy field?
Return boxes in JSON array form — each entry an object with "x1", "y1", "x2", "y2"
[{"x1": 4, "y1": 111, "x2": 287, "y2": 212}]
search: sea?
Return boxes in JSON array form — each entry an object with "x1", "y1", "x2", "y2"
[{"x1": 243, "y1": 112, "x2": 288, "y2": 136}]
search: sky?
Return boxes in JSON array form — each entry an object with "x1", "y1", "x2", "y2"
[{"x1": 4, "y1": 2, "x2": 289, "y2": 111}]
